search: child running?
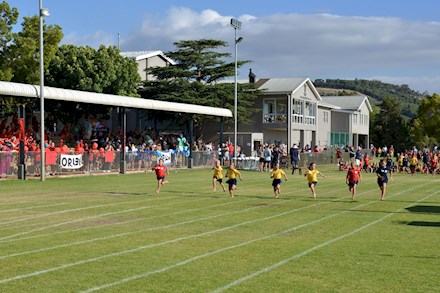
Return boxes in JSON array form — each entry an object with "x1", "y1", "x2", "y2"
[
  {"x1": 346, "y1": 161, "x2": 362, "y2": 200},
  {"x1": 152, "y1": 159, "x2": 170, "y2": 193},
  {"x1": 376, "y1": 159, "x2": 392, "y2": 201},
  {"x1": 304, "y1": 162, "x2": 326, "y2": 199},
  {"x1": 270, "y1": 163, "x2": 288, "y2": 198},
  {"x1": 225, "y1": 163, "x2": 242, "y2": 198},
  {"x1": 212, "y1": 160, "x2": 226, "y2": 192}
]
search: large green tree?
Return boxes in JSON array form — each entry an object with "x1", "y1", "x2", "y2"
[
  {"x1": 411, "y1": 93, "x2": 440, "y2": 147},
  {"x1": 10, "y1": 16, "x2": 63, "y2": 84},
  {"x1": 0, "y1": 1, "x2": 18, "y2": 81},
  {"x1": 139, "y1": 39, "x2": 258, "y2": 127},
  {"x1": 45, "y1": 44, "x2": 141, "y2": 124},
  {"x1": 370, "y1": 96, "x2": 411, "y2": 151},
  {"x1": 47, "y1": 44, "x2": 140, "y2": 96},
  {"x1": 0, "y1": 4, "x2": 63, "y2": 115}
]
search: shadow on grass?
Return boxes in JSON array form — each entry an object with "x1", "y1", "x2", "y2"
[
  {"x1": 399, "y1": 220, "x2": 440, "y2": 228},
  {"x1": 406, "y1": 205, "x2": 440, "y2": 214}
]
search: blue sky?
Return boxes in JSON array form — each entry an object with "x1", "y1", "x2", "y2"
[{"x1": 9, "y1": 0, "x2": 440, "y2": 94}]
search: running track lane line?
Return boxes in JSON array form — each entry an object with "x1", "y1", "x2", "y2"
[
  {"x1": 79, "y1": 181, "x2": 435, "y2": 292},
  {"x1": 0, "y1": 196, "x2": 195, "y2": 241},
  {"x1": 0, "y1": 180, "x2": 347, "y2": 241},
  {"x1": 0, "y1": 180, "x2": 427, "y2": 285},
  {"x1": 209, "y1": 190, "x2": 440, "y2": 292},
  {"x1": 0, "y1": 181, "x2": 371, "y2": 258}
]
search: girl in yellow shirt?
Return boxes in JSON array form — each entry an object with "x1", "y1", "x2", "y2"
[
  {"x1": 270, "y1": 163, "x2": 288, "y2": 198},
  {"x1": 212, "y1": 160, "x2": 226, "y2": 192},
  {"x1": 304, "y1": 162, "x2": 326, "y2": 199},
  {"x1": 226, "y1": 163, "x2": 242, "y2": 198}
]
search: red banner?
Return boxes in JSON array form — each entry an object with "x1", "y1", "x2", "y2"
[
  {"x1": 46, "y1": 151, "x2": 57, "y2": 165},
  {"x1": 18, "y1": 118, "x2": 25, "y2": 141},
  {"x1": 105, "y1": 151, "x2": 115, "y2": 163}
]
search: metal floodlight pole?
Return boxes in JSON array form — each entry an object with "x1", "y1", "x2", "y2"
[
  {"x1": 230, "y1": 18, "x2": 242, "y2": 163},
  {"x1": 39, "y1": 0, "x2": 49, "y2": 181}
]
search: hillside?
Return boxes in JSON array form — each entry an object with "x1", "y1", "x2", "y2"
[{"x1": 314, "y1": 78, "x2": 423, "y2": 118}]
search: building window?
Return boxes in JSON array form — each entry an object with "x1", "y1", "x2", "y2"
[
  {"x1": 352, "y1": 113, "x2": 358, "y2": 124},
  {"x1": 292, "y1": 98, "x2": 303, "y2": 124},
  {"x1": 263, "y1": 98, "x2": 287, "y2": 123},
  {"x1": 323, "y1": 111, "x2": 329, "y2": 123},
  {"x1": 330, "y1": 132, "x2": 349, "y2": 147},
  {"x1": 304, "y1": 101, "x2": 316, "y2": 125}
]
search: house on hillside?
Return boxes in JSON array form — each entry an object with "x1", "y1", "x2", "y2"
[
  {"x1": 321, "y1": 96, "x2": 372, "y2": 148},
  {"x1": 202, "y1": 73, "x2": 372, "y2": 156},
  {"x1": 205, "y1": 76, "x2": 339, "y2": 155},
  {"x1": 120, "y1": 51, "x2": 175, "y2": 81}
]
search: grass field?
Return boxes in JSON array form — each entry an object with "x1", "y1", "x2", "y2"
[{"x1": 0, "y1": 165, "x2": 439, "y2": 292}]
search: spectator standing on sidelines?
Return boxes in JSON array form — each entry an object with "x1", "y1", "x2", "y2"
[
  {"x1": 290, "y1": 144, "x2": 300, "y2": 175},
  {"x1": 263, "y1": 145, "x2": 272, "y2": 172},
  {"x1": 270, "y1": 163, "x2": 288, "y2": 198}
]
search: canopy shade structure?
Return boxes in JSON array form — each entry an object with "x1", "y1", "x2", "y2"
[{"x1": 0, "y1": 81, "x2": 233, "y2": 118}]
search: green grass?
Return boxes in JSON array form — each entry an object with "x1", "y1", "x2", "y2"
[{"x1": 0, "y1": 165, "x2": 439, "y2": 292}]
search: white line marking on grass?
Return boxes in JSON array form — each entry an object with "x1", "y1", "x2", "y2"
[
  {"x1": 0, "y1": 182, "x2": 389, "y2": 284},
  {"x1": 80, "y1": 181, "x2": 430, "y2": 292},
  {"x1": 209, "y1": 190, "x2": 440, "y2": 292},
  {"x1": 0, "y1": 198, "x2": 255, "y2": 260},
  {"x1": 0, "y1": 180, "x2": 349, "y2": 244},
  {"x1": 1, "y1": 198, "x2": 252, "y2": 244},
  {"x1": 0, "y1": 196, "x2": 179, "y2": 225},
  {"x1": 0, "y1": 196, "x2": 188, "y2": 241},
  {"x1": 0, "y1": 176, "x2": 417, "y2": 286},
  {"x1": 0, "y1": 203, "x2": 68, "y2": 214}
]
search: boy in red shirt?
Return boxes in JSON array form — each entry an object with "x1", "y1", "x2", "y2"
[
  {"x1": 346, "y1": 162, "x2": 362, "y2": 200},
  {"x1": 152, "y1": 159, "x2": 170, "y2": 193}
]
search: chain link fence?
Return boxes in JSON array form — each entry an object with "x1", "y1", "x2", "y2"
[{"x1": 0, "y1": 149, "x2": 357, "y2": 179}]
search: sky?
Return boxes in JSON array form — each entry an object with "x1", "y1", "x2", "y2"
[{"x1": 9, "y1": 0, "x2": 440, "y2": 94}]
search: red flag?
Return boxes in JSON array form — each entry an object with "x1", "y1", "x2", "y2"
[{"x1": 19, "y1": 118, "x2": 25, "y2": 141}]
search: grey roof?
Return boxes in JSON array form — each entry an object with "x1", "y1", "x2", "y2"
[
  {"x1": 120, "y1": 50, "x2": 176, "y2": 65},
  {"x1": 317, "y1": 100, "x2": 341, "y2": 110},
  {"x1": 256, "y1": 77, "x2": 309, "y2": 93},
  {"x1": 321, "y1": 96, "x2": 372, "y2": 112}
]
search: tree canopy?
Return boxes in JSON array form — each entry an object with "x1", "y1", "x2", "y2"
[
  {"x1": 139, "y1": 39, "x2": 258, "y2": 128},
  {"x1": 411, "y1": 93, "x2": 440, "y2": 146},
  {"x1": 0, "y1": 0, "x2": 18, "y2": 81},
  {"x1": 369, "y1": 96, "x2": 411, "y2": 151},
  {"x1": 46, "y1": 44, "x2": 140, "y2": 96}
]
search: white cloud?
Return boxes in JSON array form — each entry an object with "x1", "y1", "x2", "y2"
[{"x1": 71, "y1": 8, "x2": 440, "y2": 94}]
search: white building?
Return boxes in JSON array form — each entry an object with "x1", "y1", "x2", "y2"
[{"x1": 120, "y1": 51, "x2": 175, "y2": 81}]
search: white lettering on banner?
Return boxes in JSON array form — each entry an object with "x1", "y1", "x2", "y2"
[{"x1": 60, "y1": 154, "x2": 83, "y2": 169}]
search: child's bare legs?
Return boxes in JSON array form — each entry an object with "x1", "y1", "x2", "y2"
[
  {"x1": 351, "y1": 184, "x2": 357, "y2": 200},
  {"x1": 380, "y1": 184, "x2": 386, "y2": 200},
  {"x1": 310, "y1": 184, "x2": 316, "y2": 199},
  {"x1": 274, "y1": 184, "x2": 281, "y2": 198},
  {"x1": 229, "y1": 184, "x2": 236, "y2": 198},
  {"x1": 156, "y1": 179, "x2": 169, "y2": 193},
  {"x1": 213, "y1": 178, "x2": 217, "y2": 192},
  {"x1": 221, "y1": 182, "x2": 226, "y2": 192},
  {"x1": 156, "y1": 179, "x2": 162, "y2": 193}
]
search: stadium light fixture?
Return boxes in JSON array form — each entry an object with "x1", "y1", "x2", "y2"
[
  {"x1": 39, "y1": 0, "x2": 49, "y2": 181},
  {"x1": 230, "y1": 18, "x2": 242, "y2": 162}
]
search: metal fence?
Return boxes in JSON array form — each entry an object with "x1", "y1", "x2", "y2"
[
  {"x1": 0, "y1": 149, "x2": 354, "y2": 179},
  {"x1": 0, "y1": 150, "x2": 220, "y2": 179}
]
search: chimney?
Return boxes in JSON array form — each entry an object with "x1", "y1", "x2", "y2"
[{"x1": 248, "y1": 68, "x2": 256, "y2": 83}]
